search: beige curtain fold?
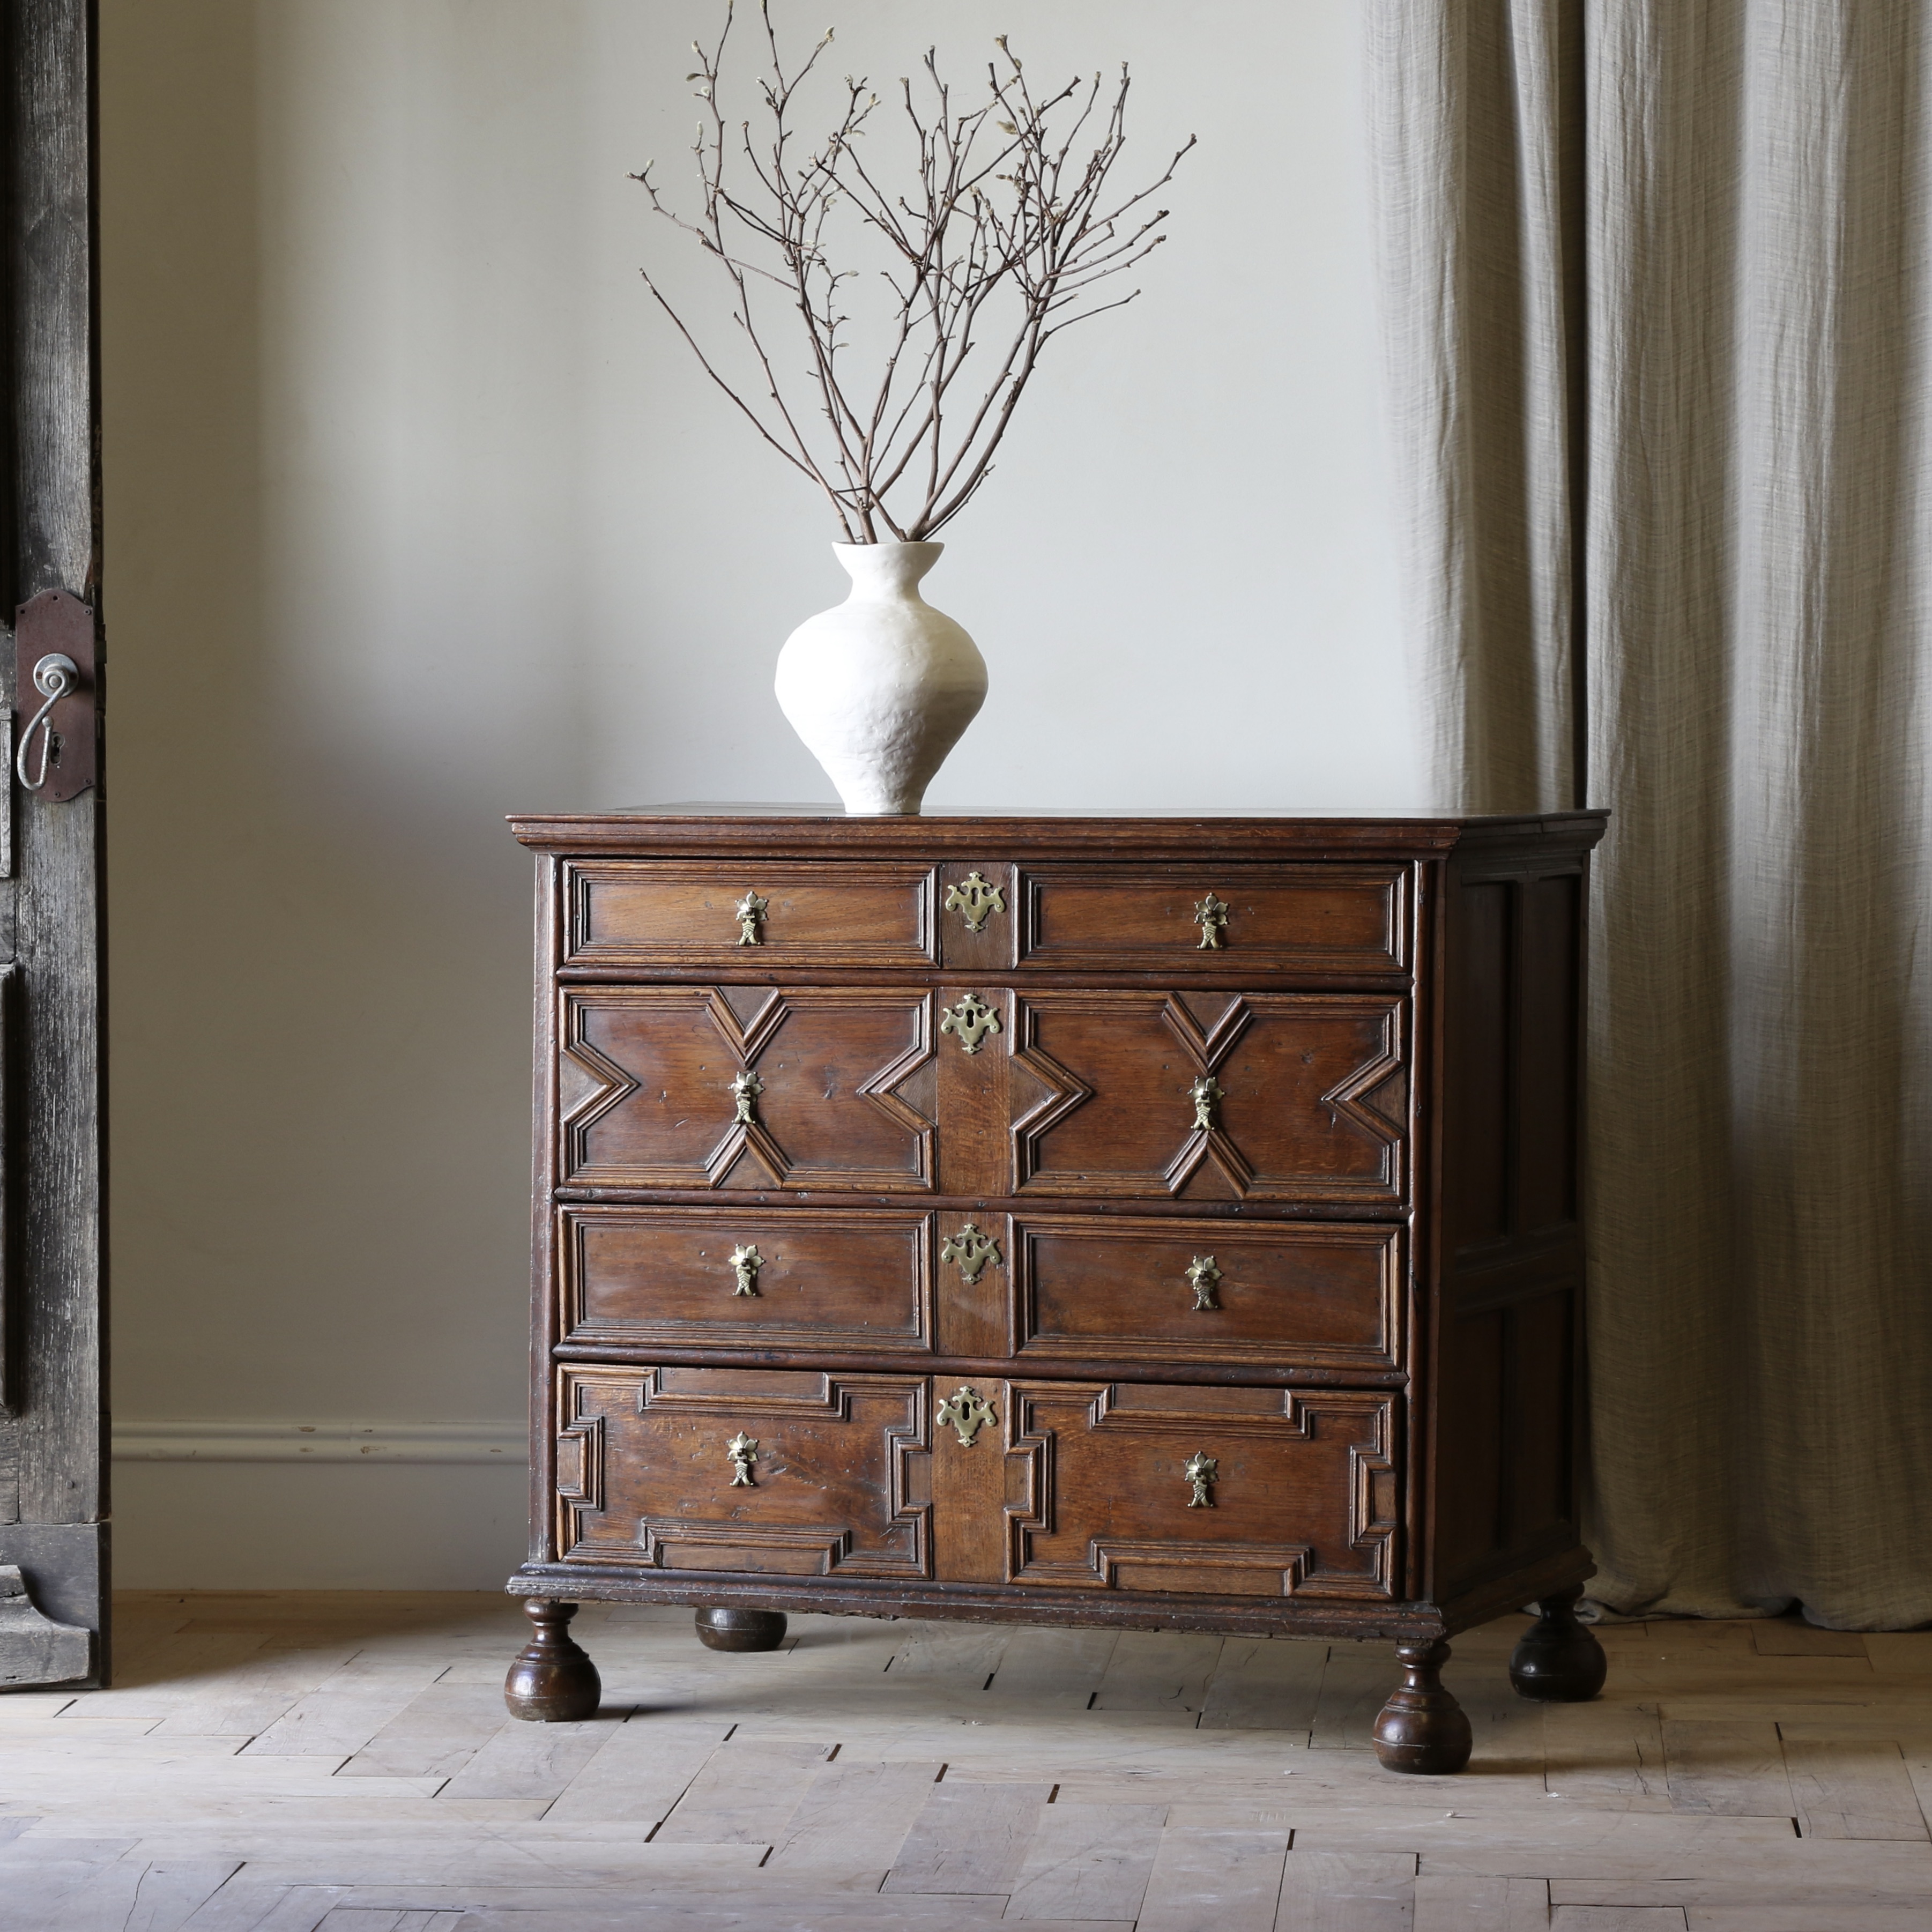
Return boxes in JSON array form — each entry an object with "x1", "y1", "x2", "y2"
[{"x1": 1370, "y1": 0, "x2": 1932, "y2": 1626}]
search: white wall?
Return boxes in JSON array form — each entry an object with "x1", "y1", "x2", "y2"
[{"x1": 102, "y1": 0, "x2": 1419, "y2": 1589}]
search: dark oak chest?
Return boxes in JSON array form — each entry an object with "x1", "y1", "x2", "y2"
[{"x1": 502, "y1": 808, "x2": 1610, "y2": 1771}]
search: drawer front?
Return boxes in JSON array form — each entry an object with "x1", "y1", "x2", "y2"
[
  {"x1": 1019, "y1": 865, "x2": 1409, "y2": 976},
  {"x1": 1004, "y1": 1381, "x2": 1398, "y2": 1599},
  {"x1": 558, "y1": 986, "x2": 936, "y2": 1191},
  {"x1": 1013, "y1": 1217, "x2": 1402, "y2": 1372},
  {"x1": 562, "y1": 860, "x2": 937, "y2": 968},
  {"x1": 555, "y1": 1366, "x2": 930, "y2": 1578},
  {"x1": 560, "y1": 1205, "x2": 934, "y2": 1354},
  {"x1": 1010, "y1": 991, "x2": 1409, "y2": 1203}
]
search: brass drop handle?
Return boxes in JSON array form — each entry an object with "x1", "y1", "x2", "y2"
[
  {"x1": 729, "y1": 1244, "x2": 763, "y2": 1296},
  {"x1": 731, "y1": 1069, "x2": 764, "y2": 1125},
  {"x1": 735, "y1": 890, "x2": 768, "y2": 945},
  {"x1": 726, "y1": 1432, "x2": 759, "y2": 1487},
  {"x1": 1193, "y1": 893, "x2": 1229, "y2": 949},
  {"x1": 1186, "y1": 1255, "x2": 1221, "y2": 1310},
  {"x1": 1184, "y1": 1452, "x2": 1218, "y2": 1507},
  {"x1": 1188, "y1": 1074, "x2": 1225, "y2": 1132}
]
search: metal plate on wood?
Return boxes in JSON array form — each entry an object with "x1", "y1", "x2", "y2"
[{"x1": 13, "y1": 589, "x2": 95, "y2": 802}]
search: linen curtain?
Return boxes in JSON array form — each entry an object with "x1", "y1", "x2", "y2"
[{"x1": 1369, "y1": 0, "x2": 1932, "y2": 1626}]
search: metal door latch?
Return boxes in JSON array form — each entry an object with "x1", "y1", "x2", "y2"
[
  {"x1": 16, "y1": 652, "x2": 77, "y2": 792},
  {"x1": 12, "y1": 589, "x2": 96, "y2": 801}
]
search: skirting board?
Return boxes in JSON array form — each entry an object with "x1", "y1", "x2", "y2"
[
  {"x1": 112, "y1": 1423, "x2": 532, "y2": 1587},
  {"x1": 113, "y1": 1458, "x2": 527, "y2": 1591},
  {"x1": 113, "y1": 1420, "x2": 526, "y2": 1465}
]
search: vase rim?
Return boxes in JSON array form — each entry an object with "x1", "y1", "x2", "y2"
[{"x1": 831, "y1": 537, "x2": 944, "y2": 554}]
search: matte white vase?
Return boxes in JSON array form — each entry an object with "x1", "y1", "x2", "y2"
[{"x1": 775, "y1": 541, "x2": 987, "y2": 815}]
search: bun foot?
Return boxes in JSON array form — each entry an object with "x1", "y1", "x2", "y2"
[
  {"x1": 695, "y1": 1607, "x2": 789, "y2": 1652},
  {"x1": 504, "y1": 1599, "x2": 601, "y2": 1721},
  {"x1": 1372, "y1": 1638, "x2": 1473, "y2": 1774},
  {"x1": 1510, "y1": 1585, "x2": 1608, "y2": 1701}
]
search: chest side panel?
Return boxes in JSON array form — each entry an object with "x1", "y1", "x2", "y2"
[{"x1": 1425, "y1": 836, "x2": 1596, "y2": 1610}]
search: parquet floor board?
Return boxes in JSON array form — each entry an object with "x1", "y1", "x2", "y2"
[
  {"x1": 1003, "y1": 1800, "x2": 1167, "y2": 1920},
  {"x1": 1134, "y1": 1820, "x2": 1289, "y2": 1931},
  {"x1": 1090, "y1": 1632, "x2": 1224, "y2": 1714},
  {"x1": 0, "y1": 1593, "x2": 1923, "y2": 1928},
  {"x1": 762, "y1": 1756, "x2": 943, "y2": 1884},
  {"x1": 882, "y1": 1778, "x2": 1055, "y2": 1893},
  {"x1": 1274, "y1": 1848, "x2": 1415, "y2": 1931},
  {"x1": 1199, "y1": 1637, "x2": 1326, "y2": 1735},
  {"x1": 1310, "y1": 1641, "x2": 1399, "y2": 1751}
]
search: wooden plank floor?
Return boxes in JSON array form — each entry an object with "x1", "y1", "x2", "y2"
[{"x1": 1, "y1": 1594, "x2": 1929, "y2": 1929}]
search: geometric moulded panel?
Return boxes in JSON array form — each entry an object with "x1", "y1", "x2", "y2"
[
  {"x1": 1004, "y1": 1381, "x2": 1398, "y2": 1599},
  {"x1": 555, "y1": 1366, "x2": 931, "y2": 1580},
  {"x1": 1010, "y1": 991, "x2": 1408, "y2": 1203},
  {"x1": 558, "y1": 987, "x2": 936, "y2": 1191}
]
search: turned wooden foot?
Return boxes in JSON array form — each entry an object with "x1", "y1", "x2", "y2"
[
  {"x1": 503, "y1": 1599, "x2": 601, "y2": 1721},
  {"x1": 1510, "y1": 1585, "x2": 1608, "y2": 1701},
  {"x1": 695, "y1": 1606, "x2": 789, "y2": 1652},
  {"x1": 1372, "y1": 1638, "x2": 1473, "y2": 1774}
]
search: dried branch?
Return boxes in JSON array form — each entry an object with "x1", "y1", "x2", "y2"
[{"x1": 631, "y1": 3, "x2": 1193, "y2": 541}]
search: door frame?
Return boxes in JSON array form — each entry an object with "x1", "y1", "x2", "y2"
[{"x1": 0, "y1": 0, "x2": 106, "y2": 1686}]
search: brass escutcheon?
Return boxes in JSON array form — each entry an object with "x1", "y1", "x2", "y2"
[
  {"x1": 944, "y1": 871, "x2": 1007, "y2": 933},
  {"x1": 936, "y1": 1384, "x2": 998, "y2": 1448},
  {"x1": 1186, "y1": 1255, "x2": 1221, "y2": 1311},
  {"x1": 729, "y1": 1244, "x2": 763, "y2": 1296},
  {"x1": 734, "y1": 889, "x2": 768, "y2": 945},
  {"x1": 941, "y1": 1223, "x2": 1002, "y2": 1283},
  {"x1": 726, "y1": 1432, "x2": 760, "y2": 1487},
  {"x1": 1194, "y1": 892, "x2": 1229, "y2": 949},
  {"x1": 940, "y1": 992, "x2": 1002, "y2": 1055},
  {"x1": 1184, "y1": 1452, "x2": 1218, "y2": 1507}
]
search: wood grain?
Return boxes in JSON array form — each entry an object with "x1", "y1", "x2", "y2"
[
  {"x1": 649, "y1": 1736, "x2": 836, "y2": 1843},
  {"x1": 1662, "y1": 1720, "x2": 1795, "y2": 1818},
  {"x1": 1005, "y1": 1801, "x2": 1167, "y2": 1921},
  {"x1": 1134, "y1": 1823, "x2": 1289, "y2": 1932},
  {"x1": 1198, "y1": 1637, "x2": 1328, "y2": 1733},
  {"x1": 1275, "y1": 1850, "x2": 1417, "y2": 1932},
  {"x1": 883, "y1": 1779, "x2": 1054, "y2": 1893},
  {"x1": 1784, "y1": 1736, "x2": 1929, "y2": 1841}
]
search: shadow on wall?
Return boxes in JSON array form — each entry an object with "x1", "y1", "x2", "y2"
[{"x1": 103, "y1": 0, "x2": 604, "y2": 1587}]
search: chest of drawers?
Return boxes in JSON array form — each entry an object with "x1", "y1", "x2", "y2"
[{"x1": 502, "y1": 808, "x2": 1610, "y2": 1772}]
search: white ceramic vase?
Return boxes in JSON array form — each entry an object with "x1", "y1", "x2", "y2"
[{"x1": 775, "y1": 540, "x2": 987, "y2": 815}]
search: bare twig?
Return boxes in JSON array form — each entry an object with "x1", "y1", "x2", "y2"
[{"x1": 631, "y1": 3, "x2": 1192, "y2": 540}]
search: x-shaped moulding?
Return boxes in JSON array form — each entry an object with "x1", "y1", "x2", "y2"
[{"x1": 1160, "y1": 995, "x2": 1258, "y2": 1194}]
